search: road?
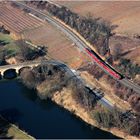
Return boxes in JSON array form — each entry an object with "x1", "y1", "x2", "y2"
[
  {"x1": 48, "y1": 60, "x2": 114, "y2": 110},
  {"x1": 1, "y1": 58, "x2": 113, "y2": 109},
  {"x1": 13, "y1": 1, "x2": 140, "y2": 94}
]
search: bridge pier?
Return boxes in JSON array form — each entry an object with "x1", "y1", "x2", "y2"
[
  {"x1": 0, "y1": 70, "x2": 4, "y2": 77},
  {"x1": 0, "y1": 61, "x2": 40, "y2": 79},
  {"x1": 15, "y1": 68, "x2": 19, "y2": 74}
]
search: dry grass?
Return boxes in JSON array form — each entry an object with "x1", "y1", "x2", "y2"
[
  {"x1": 56, "y1": 1, "x2": 140, "y2": 36},
  {"x1": 0, "y1": 115, "x2": 34, "y2": 139},
  {"x1": 0, "y1": 2, "x2": 91, "y2": 69},
  {"x1": 23, "y1": 23, "x2": 90, "y2": 69},
  {"x1": 55, "y1": 1, "x2": 140, "y2": 65},
  {"x1": 52, "y1": 88, "x2": 94, "y2": 125},
  {"x1": 79, "y1": 71, "x2": 131, "y2": 111},
  {"x1": 7, "y1": 125, "x2": 34, "y2": 139},
  {"x1": 124, "y1": 47, "x2": 140, "y2": 65},
  {"x1": 50, "y1": 86, "x2": 138, "y2": 139},
  {"x1": 109, "y1": 36, "x2": 140, "y2": 65}
]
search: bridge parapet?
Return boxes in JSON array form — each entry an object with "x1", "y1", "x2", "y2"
[{"x1": 0, "y1": 61, "x2": 41, "y2": 77}]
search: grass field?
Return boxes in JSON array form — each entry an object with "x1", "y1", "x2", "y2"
[
  {"x1": 0, "y1": 33, "x2": 13, "y2": 43},
  {"x1": 109, "y1": 35, "x2": 140, "y2": 64},
  {"x1": 0, "y1": 115, "x2": 34, "y2": 139},
  {"x1": 0, "y1": 2, "x2": 90, "y2": 69},
  {"x1": 0, "y1": 33, "x2": 20, "y2": 57}
]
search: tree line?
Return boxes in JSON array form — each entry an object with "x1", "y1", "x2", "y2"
[
  {"x1": 25, "y1": 1, "x2": 115, "y2": 56},
  {"x1": 115, "y1": 58, "x2": 140, "y2": 79},
  {"x1": 20, "y1": 62, "x2": 98, "y2": 110},
  {"x1": 15, "y1": 40, "x2": 47, "y2": 61},
  {"x1": 80, "y1": 62, "x2": 140, "y2": 114},
  {"x1": 93, "y1": 106, "x2": 140, "y2": 137}
]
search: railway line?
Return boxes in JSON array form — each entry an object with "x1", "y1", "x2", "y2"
[
  {"x1": 48, "y1": 60, "x2": 114, "y2": 110},
  {"x1": 0, "y1": 59, "x2": 114, "y2": 109},
  {"x1": 13, "y1": 1, "x2": 140, "y2": 94}
]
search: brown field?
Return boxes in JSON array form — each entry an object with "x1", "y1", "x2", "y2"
[
  {"x1": 0, "y1": 2, "x2": 90, "y2": 69},
  {"x1": 56, "y1": 1, "x2": 140, "y2": 65},
  {"x1": 1, "y1": 2, "x2": 139, "y2": 66},
  {"x1": 56, "y1": 1, "x2": 140, "y2": 36},
  {"x1": 109, "y1": 36, "x2": 140, "y2": 65},
  {"x1": 0, "y1": 3, "x2": 44, "y2": 34},
  {"x1": 23, "y1": 23, "x2": 90, "y2": 69},
  {"x1": 124, "y1": 47, "x2": 140, "y2": 64}
]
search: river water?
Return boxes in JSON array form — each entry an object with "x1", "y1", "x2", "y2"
[{"x1": 0, "y1": 79, "x2": 120, "y2": 139}]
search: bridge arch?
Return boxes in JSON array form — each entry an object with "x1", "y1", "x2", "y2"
[
  {"x1": 3, "y1": 68, "x2": 17, "y2": 79},
  {"x1": 0, "y1": 72, "x2": 2, "y2": 80},
  {"x1": 0, "y1": 61, "x2": 41, "y2": 79}
]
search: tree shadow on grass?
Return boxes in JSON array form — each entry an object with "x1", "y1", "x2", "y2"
[
  {"x1": 0, "y1": 108, "x2": 23, "y2": 139},
  {"x1": 0, "y1": 108, "x2": 22, "y2": 123},
  {"x1": 120, "y1": 50, "x2": 132, "y2": 57},
  {"x1": 0, "y1": 116, "x2": 14, "y2": 139}
]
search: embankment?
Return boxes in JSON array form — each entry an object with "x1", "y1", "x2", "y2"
[
  {"x1": 37, "y1": 85, "x2": 139, "y2": 139},
  {"x1": 0, "y1": 115, "x2": 34, "y2": 139}
]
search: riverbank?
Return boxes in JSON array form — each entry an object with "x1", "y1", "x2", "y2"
[
  {"x1": 0, "y1": 115, "x2": 34, "y2": 139},
  {"x1": 49, "y1": 87, "x2": 139, "y2": 139},
  {"x1": 0, "y1": 79, "x2": 119, "y2": 139},
  {"x1": 2, "y1": 57, "x2": 138, "y2": 139},
  {"x1": 17, "y1": 60, "x2": 139, "y2": 139},
  {"x1": 0, "y1": 59, "x2": 34, "y2": 139}
]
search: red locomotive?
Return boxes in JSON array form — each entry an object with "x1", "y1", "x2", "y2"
[{"x1": 85, "y1": 48, "x2": 122, "y2": 80}]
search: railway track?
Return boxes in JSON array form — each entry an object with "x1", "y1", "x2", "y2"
[{"x1": 13, "y1": 1, "x2": 140, "y2": 94}]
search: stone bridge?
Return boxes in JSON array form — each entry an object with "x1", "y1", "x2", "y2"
[{"x1": 0, "y1": 61, "x2": 41, "y2": 77}]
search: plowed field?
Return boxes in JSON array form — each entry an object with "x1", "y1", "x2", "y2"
[{"x1": 0, "y1": 3, "x2": 43, "y2": 33}]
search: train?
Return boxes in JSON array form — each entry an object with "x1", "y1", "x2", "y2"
[{"x1": 85, "y1": 48, "x2": 123, "y2": 80}]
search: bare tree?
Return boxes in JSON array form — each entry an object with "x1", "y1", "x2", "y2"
[{"x1": 113, "y1": 43, "x2": 122, "y2": 60}]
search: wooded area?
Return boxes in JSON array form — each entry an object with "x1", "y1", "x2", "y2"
[
  {"x1": 20, "y1": 62, "x2": 98, "y2": 110},
  {"x1": 81, "y1": 63, "x2": 140, "y2": 114},
  {"x1": 26, "y1": 1, "x2": 114, "y2": 56},
  {"x1": 93, "y1": 107, "x2": 140, "y2": 136}
]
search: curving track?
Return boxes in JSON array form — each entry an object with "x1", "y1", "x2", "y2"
[{"x1": 13, "y1": 1, "x2": 140, "y2": 94}]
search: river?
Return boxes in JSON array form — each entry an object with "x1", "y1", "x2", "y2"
[{"x1": 0, "y1": 79, "x2": 120, "y2": 139}]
